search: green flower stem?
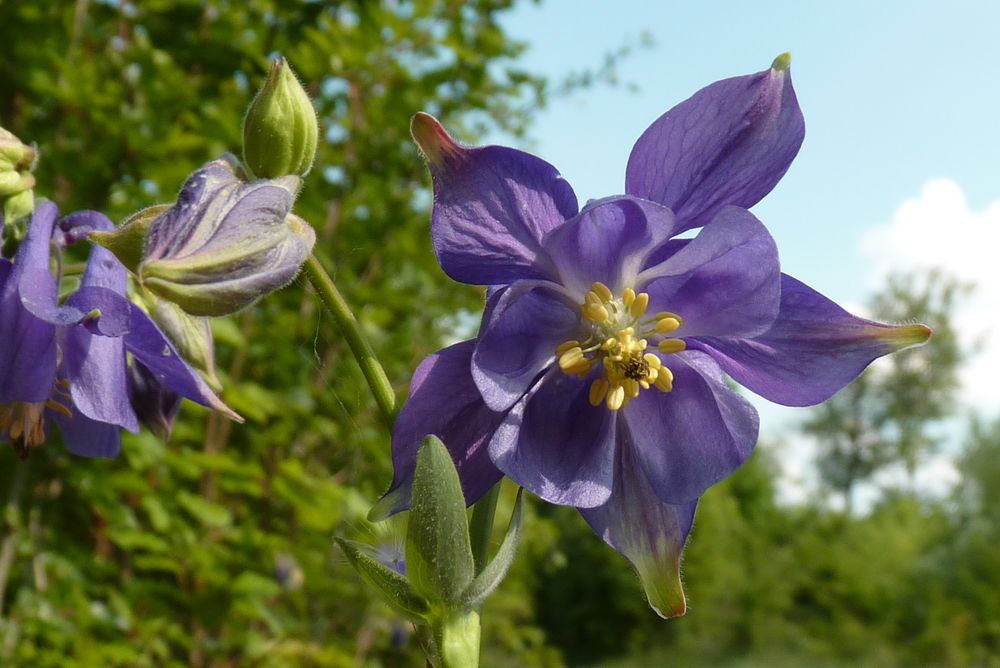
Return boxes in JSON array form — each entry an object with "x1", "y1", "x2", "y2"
[
  {"x1": 435, "y1": 611, "x2": 481, "y2": 668},
  {"x1": 469, "y1": 483, "x2": 500, "y2": 575},
  {"x1": 301, "y1": 253, "x2": 396, "y2": 428}
]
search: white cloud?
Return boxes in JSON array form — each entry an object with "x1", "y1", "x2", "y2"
[{"x1": 860, "y1": 178, "x2": 1000, "y2": 414}]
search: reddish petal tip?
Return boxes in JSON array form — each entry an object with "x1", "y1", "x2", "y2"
[{"x1": 410, "y1": 112, "x2": 463, "y2": 169}]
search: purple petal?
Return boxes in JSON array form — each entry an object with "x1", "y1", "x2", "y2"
[
  {"x1": 123, "y1": 307, "x2": 241, "y2": 422},
  {"x1": 0, "y1": 204, "x2": 58, "y2": 403},
  {"x1": 371, "y1": 340, "x2": 505, "y2": 520},
  {"x1": 53, "y1": 410, "x2": 122, "y2": 459},
  {"x1": 688, "y1": 274, "x2": 933, "y2": 406},
  {"x1": 625, "y1": 57, "x2": 804, "y2": 233},
  {"x1": 57, "y1": 322, "x2": 139, "y2": 432},
  {"x1": 640, "y1": 207, "x2": 780, "y2": 339},
  {"x1": 411, "y1": 113, "x2": 578, "y2": 285},
  {"x1": 58, "y1": 209, "x2": 116, "y2": 246},
  {"x1": 472, "y1": 281, "x2": 579, "y2": 411},
  {"x1": 541, "y1": 196, "x2": 677, "y2": 299},
  {"x1": 622, "y1": 351, "x2": 759, "y2": 504},
  {"x1": 489, "y1": 368, "x2": 615, "y2": 508},
  {"x1": 580, "y1": 441, "x2": 697, "y2": 619}
]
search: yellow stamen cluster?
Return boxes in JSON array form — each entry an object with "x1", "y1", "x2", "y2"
[
  {"x1": 0, "y1": 380, "x2": 73, "y2": 458},
  {"x1": 556, "y1": 282, "x2": 687, "y2": 411}
]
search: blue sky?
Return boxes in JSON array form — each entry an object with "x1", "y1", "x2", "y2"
[
  {"x1": 498, "y1": 0, "x2": 999, "y2": 302},
  {"x1": 494, "y1": 1, "x2": 1000, "y2": 502}
]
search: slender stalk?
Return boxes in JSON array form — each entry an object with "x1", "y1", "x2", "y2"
[
  {"x1": 301, "y1": 253, "x2": 396, "y2": 429},
  {"x1": 469, "y1": 484, "x2": 500, "y2": 575}
]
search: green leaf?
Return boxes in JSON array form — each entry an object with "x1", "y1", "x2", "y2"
[
  {"x1": 406, "y1": 436, "x2": 476, "y2": 608},
  {"x1": 461, "y1": 488, "x2": 524, "y2": 609},
  {"x1": 334, "y1": 538, "x2": 430, "y2": 622},
  {"x1": 176, "y1": 490, "x2": 233, "y2": 528}
]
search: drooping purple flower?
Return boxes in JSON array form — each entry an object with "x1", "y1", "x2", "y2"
[
  {"x1": 0, "y1": 202, "x2": 240, "y2": 458},
  {"x1": 377, "y1": 56, "x2": 931, "y2": 618}
]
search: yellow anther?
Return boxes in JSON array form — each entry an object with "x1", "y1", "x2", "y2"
[
  {"x1": 655, "y1": 316, "x2": 681, "y2": 333},
  {"x1": 624, "y1": 378, "x2": 641, "y2": 399},
  {"x1": 607, "y1": 385, "x2": 626, "y2": 411},
  {"x1": 45, "y1": 399, "x2": 73, "y2": 418},
  {"x1": 591, "y1": 282, "x2": 613, "y2": 302},
  {"x1": 653, "y1": 311, "x2": 683, "y2": 325},
  {"x1": 560, "y1": 285, "x2": 683, "y2": 410},
  {"x1": 658, "y1": 338, "x2": 686, "y2": 354},
  {"x1": 654, "y1": 367, "x2": 674, "y2": 392},
  {"x1": 589, "y1": 378, "x2": 609, "y2": 406},
  {"x1": 558, "y1": 346, "x2": 584, "y2": 371},
  {"x1": 582, "y1": 303, "x2": 609, "y2": 323},
  {"x1": 555, "y1": 339, "x2": 580, "y2": 356},
  {"x1": 629, "y1": 292, "x2": 649, "y2": 319}
]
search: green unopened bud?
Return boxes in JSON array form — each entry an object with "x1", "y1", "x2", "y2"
[
  {"x1": 1, "y1": 126, "x2": 37, "y2": 227},
  {"x1": 242, "y1": 58, "x2": 318, "y2": 179}
]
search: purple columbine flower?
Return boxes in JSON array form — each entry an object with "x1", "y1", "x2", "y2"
[
  {"x1": 0, "y1": 202, "x2": 240, "y2": 458},
  {"x1": 375, "y1": 56, "x2": 931, "y2": 618}
]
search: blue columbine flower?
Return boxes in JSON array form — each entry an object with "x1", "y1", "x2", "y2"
[
  {"x1": 0, "y1": 202, "x2": 240, "y2": 458},
  {"x1": 375, "y1": 56, "x2": 931, "y2": 618}
]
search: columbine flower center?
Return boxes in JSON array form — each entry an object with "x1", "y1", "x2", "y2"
[
  {"x1": 555, "y1": 282, "x2": 687, "y2": 412},
  {"x1": 0, "y1": 380, "x2": 73, "y2": 458}
]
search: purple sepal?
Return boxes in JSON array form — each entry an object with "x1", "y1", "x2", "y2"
[
  {"x1": 53, "y1": 410, "x2": 122, "y2": 459},
  {"x1": 0, "y1": 203, "x2": 58, "y2": 403},
  {"x1": 123, "y1": 306, "x2": 241, "y2": 422},
  {"x1": 626, "y1": 62, "x2": 804, "y2": 233},
  {"x1": 412, "y1": 113, "x2": 578, "y2": 286},
  {"x1": 371, "y1": 340, "x2": 505, "y2": 521},
  {"x1": 689, "y1": 274, "x2": 933, "y2": 406}
]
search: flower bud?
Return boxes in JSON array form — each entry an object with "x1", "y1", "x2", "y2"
[
  {"x1": 0, "y1": 127, "x2": 37, "y2": 227},
  {"x1": 242, "y1": 58, "x2": 318, "y2": 179},
  {"x1": 137, "y1": 159, "x2": 315, "y2": 317}
]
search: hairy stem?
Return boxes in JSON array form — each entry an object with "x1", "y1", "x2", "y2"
[{"x1": 301, "y1": 253, "x2": 396, "y2": 429}]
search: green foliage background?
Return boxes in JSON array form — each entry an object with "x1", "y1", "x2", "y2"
[{"x1": 1, "y1": 2, "x2": 997, "y2": 666}]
